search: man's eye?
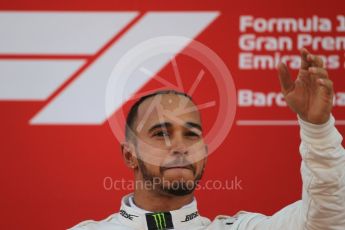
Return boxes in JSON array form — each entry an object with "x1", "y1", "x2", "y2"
[
  {"x1": 153, "y1": 131, "x2": 169, "y2": 137},
  {"x1": 185, "y1": 131, "x2": 200, "y2": 137}
]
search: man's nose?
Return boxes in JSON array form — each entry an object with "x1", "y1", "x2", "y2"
[
  {"x1": 172, "y1": 145, "x2": 188, "y2": 155},
  {"x1": 170, "y1": 134, "x2": 188, "y2": 155}
]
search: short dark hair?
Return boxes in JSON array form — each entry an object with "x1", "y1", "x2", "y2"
[{"x1": 125, "y1": 89, "x2": 193, "y2": 142}]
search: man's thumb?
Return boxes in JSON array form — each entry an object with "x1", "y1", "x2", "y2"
[{"x1": 277, "y1": 62, "x2": 293, "y2": 94}]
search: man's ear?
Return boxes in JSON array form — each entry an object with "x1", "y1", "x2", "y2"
[
  {"x1": 121, "y1": 141, "x2": 138, "y2": 169},
  {"x1": 204, "y1": 144, "x2": 209, "y2": 156},
  {"x1": 203, "y1": 143, "x2": 208, "y2": 163}
]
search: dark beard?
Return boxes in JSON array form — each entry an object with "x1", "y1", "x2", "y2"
[{"x1": 137, "y1": 158, "x2": 205, "y2": 196}]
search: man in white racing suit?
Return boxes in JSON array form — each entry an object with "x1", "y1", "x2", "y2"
[{"x1": 70, "y1": 49, "x2": 345, "y2": 229}]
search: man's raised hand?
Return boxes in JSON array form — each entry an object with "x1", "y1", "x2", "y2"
[{"x1": 278, "y1": 48, "x2": 334, "y2": 124}]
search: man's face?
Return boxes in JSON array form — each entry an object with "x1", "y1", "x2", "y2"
[{"x1": 130, "y1": 93, "x2": 208, "y2": 196}]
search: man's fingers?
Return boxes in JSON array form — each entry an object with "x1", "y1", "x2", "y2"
[
  {"x1": 318, "y1": 78, "x2": 334, "y2": 96},
  {"x1": 307, "y1": 53, "x2": 324, "y2": 67},
  {"x1": 308, "y1": 67, "x2": 329, "y2": 79},
  {"x1": 298, "y1": 69, "x2": 311, "y2": 86},
  {"x1": 300, "y1": 48, "x2": 324, "y2": 68},
  {"x1": 300, "y1": 48, "x2": 311, "y2": 70},
  {"x1": 278, "y1": 62, "x2": 294, "y2": 94}
]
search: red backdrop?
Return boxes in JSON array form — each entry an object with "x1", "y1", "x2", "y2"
[{"x1": 0, "y1": 0, "x2": 344, "y2": 229}]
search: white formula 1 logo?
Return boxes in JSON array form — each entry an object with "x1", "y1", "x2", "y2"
[{"x1": 0, "y1": 11, "x2": 219, "y2": 125}]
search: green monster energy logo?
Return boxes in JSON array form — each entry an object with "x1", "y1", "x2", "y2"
[
  {"x1": 146, "y1": 212, "x2": 173, "y2": 230},
  {"x1": 152, "y1": 213, "x2": 166, "y2": 230}
]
